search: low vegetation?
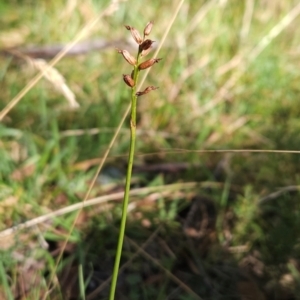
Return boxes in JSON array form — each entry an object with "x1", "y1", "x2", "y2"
[{"x1": 1, "y1": 0, "x2": 300, "y2": 299}]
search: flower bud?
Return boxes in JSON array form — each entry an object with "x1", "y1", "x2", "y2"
[
  {"x1": 144, "y1": 21, "x2": 153, "y2": 36},
  {"x1": 138, "y1": 58, "x2": 162, "y2": 70},
  {"x1": 116, "y1": 48, "x2": 137, "y2": 65},
  {"x1": 136, "y1": 86, "x2": 159, "y2": 96},
  {"x1": 141, "y1": 47, "x2": 153, "y2": 57},
  {"x1": 139, "y1": 39, "x2": 155, "y2": 52},
  {"x1": 123, "y1": 74, "x2": 135, "y2": 87},
  {"x1": 124, "y1": 25, "x2": 143, "y2": 44}
]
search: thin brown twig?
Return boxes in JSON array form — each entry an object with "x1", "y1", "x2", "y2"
[
  {"x1": 127, "y1": 237, "x2": 204, "y2": 300},
  {"x1": 0, "y1": 39, "x2": 133, "y2": 59},
  {"x1": 62, "y1": 147, "x2": 300, "y2": 171},
  {"x1": 259, "y1": 185, "x2": 300, "y2": 205},
  {"x1": 162, "y1": 148, "x2": 300, "y2": 154},
  {"x1": 59, "y1": 127, "x2": 174, "y2": 139},
  {"x1": 0, "y1": 181, "x2": 221, "y2": 238}
]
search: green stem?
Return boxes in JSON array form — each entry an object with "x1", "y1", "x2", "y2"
[{"x1": 109, "y1": 64, "x2": 139, "y2": 300}]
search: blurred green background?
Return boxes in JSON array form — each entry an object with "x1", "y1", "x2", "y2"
[{"x1": 1, "y1": 0, "x2": 300, "y2": 299}]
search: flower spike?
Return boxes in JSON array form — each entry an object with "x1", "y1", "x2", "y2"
[
  {"x1": 136, "y1": 86, "x2": 159, "y2": 96},
  {"x1": 124, "y1": 25, "x2": 143, "y2": 44},
  {"x1": 144, "y1": 21, "x2": 154, "y2": 36},
  {"x1": 138, "y1": 58, "x2": 162, "y2": 70},
  {"x1": 123, "y1": 74, "x2": 135, "y2": 87},
  {"x1": 116, "y1": 48, "x2": 137, "y2": 66}
]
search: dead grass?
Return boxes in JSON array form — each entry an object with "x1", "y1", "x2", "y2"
[{"x1": 1, "y1": 0, "x2": 300, "y2": 299}]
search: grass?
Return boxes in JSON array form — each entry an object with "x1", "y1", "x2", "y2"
[{"x1": 1, "y1": 0, "x2": 300, "y2": 299}]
